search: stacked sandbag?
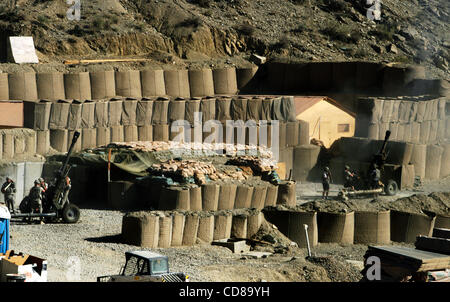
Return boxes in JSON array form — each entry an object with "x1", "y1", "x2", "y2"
[
  {"x1": 215, "y1": 96, "x2": 232, "y2": 123},
  {"x1": 197, "y1": 213, "x2": 214, "y2": 243},
  {"x1": 354, "y1": 211, "x2": 390, "y2": 244},
  {"x1": 136, "y1": 98, "x2": 153, "y2": 141},
  {"x1": 318, "y1": 211, "x2": 355, "y2": 244},
  {"x1": 212, "y1": 68, "x2": 238, "y2": 95},
  {"x1": 170, "y1": 212, "x2": 186, "y2": 246},
  {"x1": 230, "y1": 96, "x2": 248, "y2": 121},
  {"x1": 23, "y1": 100, "x2": 51, "y2": 130},
  {"x1": 109, "y1": 98, "x2": 124, "y2": 143},
  {"x1": 8, "y1": 72, "x2": 38, "y2": 100},
  {"x1": 234, "y1": 185, "x2": 254, "y2": 209},
  {"x1": 217, "y1": 184, "x2": 237, "y2": 210},
  {"x1": 246, "y1": 97, "x2": 263, "y2": 121},
  {"x1": 164, "y1": 70, "x2": 190, "y2": 98},
  {"x1": 80, "y1": 100, "x2": 97, "y2": 149},
  {"x1": 188, "y1": 69, "x2": 214, "y2": 97},
  {"x1": 158, "y1": 215, "x2": 173, "y2": 248},
  {"x1": 182, "y1": 213, "x2": 200, "y2": 245},
  {"x1": 250, "y1": 185, "x2": 267, "y2": 210},
  {"x1": 151, "y1": 97, "x2": 169, "y2": 125},
  {"x1": 231, "y1": 213, "x2": 247, "y2": 239},
  {"x1": 36, "y1": 73, "x2": 65, "y2": 100},
  {"x1": 64, "y1": 72, "x2": 91, "y2": 100},
  {"x1": 185, "y1": 97, "x2": 201, "y2": 126},
  {"x1": 264, "y1": 185, "x2": 278, "y2": 207},
  {"x1": 200, "y1": 96, "x2": 216, "y2": 123},
  {"x1": 280, "y1": 96, "x2": 297, "y2": 122},
  {"x1": 213, "y1": 211, "x2": 232, "y2": 240},
  {"x1": 90, "y1": 71, "x2": 116, "y2": 99},
  {"x1": 247, "y1": 210, "x2": 264, "y2": 238},
  {"x1": 189, "y1": 186, "x2": 202, "y2": 211},
  {"x1": 141, "y1": 69, "x2": 166, "y2": 97},
  {"x1": 390, "y1": 210, "x2": 435, "y2": 243},
  {"x1": 115, "y1": 70, "x2": 142, "y2": 98},
  {"x1": 202, "y1": 184, "x2": 220, "y2": 211}
]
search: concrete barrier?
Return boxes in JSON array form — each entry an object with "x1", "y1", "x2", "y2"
[
  {"x1": 390, "y1": 210, "x2": 435, "y2": 243},
  {"x1": 115, "y1": 70, "x2": 142, "y2": 98},
  {"x1": 164, "y1": 70, "x2": 190, "y2": 98},
  {"x1": 141, "y1": 69, "x2": 166, "y2": 97},
  {"x1": 354, "y1": 211, "x2": 390, "y2": 244},
  {"x1": 318, "y1": 212, "x2": 354, "y2": 244},
  {"x1": 64, "y1": 72, "x2": 91, "y2": 100},
  {"x1": 212, "y1": 68, "x2": 238, "y2": 95},
  {"x1": 8, "y1": 72, "x2": 38, "y2": 101},
  {"x1": 90, "y1": 71, "x2": 116, "y2": 99}
]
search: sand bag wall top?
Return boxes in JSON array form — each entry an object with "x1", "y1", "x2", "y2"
[
  {"x1": 23, "y1": 100, "x2": 51, "y2": 130},
  {"x1": 188, "y1": 69, "x2": 214, "y2": 97},
  {"x1": 64, "y1": 72, "x2": 91, "y2": 100},
  {"x1": 36, "y1": 73, "x2": 65, "y2": 100},
  {"x1": 212, "y1": 68, "x2": 238, "y2": 95},
  {"x1": 390, "y1": 210, "x2": 435, "y2": 243},
  {"x1": 0, "y1": 73, "x2": 8, "y2": 100},
  {"x1": 8, "y1": 72, "x2": 38, "y2": 100},
  {"x1": 141, "y1": 69, "x2": 166, "y2": 97},
  {"x1": 317, "y1": 211, "x2": 355, "y2": 244},
  {"x1": 67, "y1": 100, "x2": 83, "y2": 130},
  {"x1": 136, "y1": 98, "x2": 154, "y2": 126},
  {"x1": 164, "y1": 70, "x2": 190, "y2": 98},
  {"x1": 354, "y1": 211, "x2": 390, "y2": 244},
  {"x1": 90, "y1": 71, "x2": 116, "y2": 99}
]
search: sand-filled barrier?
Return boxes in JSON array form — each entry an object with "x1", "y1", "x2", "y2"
[
  {"x1": 212, "y1": 68, "x2": 238, "y2": 95},
  {"x1": 110, "y1": 125, "x2": 124, "y2": 143},
  {"x1": 151, "y1": 97, "x2": 169, "y2": 125},
  {"x1": 8, "y1": 73, "x2": 38, "y2": 101},
  {"x1": 188, "y1": 69, "x2": 215, "y2": 97},
  {"x1": 37, "y1": 73, "x2": 65, "y2": 100},
  {"x1": 234, "y1": 185, "x2": 253, "y2": 209},
  {"x1": 317, "y1": 212, "x2": 354, "y2": 244},
  {"x1": 49, "y1": 100, "x2": 70, "y2": 130},
  {"x1": 136, "y1": 98, "x2": 154, "y2": 126},
  {"x1": 231, "y1": 214, "x2": 247, "y2": 239},
  {"x1": 64, "y1": 72, "x2": 91, "y2": 100},
  {"x1": 121, "y1": 212, "x2": 159, "y2": 248},
  {"x1": 0, "y1": 73, "x2": 8, "y2": 100},
  {"x1": 354, "y1": 211, "x2": 390, "y2": 244},
  {"x1": 115, "y1": 70, "x2": 142, "y2": 98},
  {"x1": 293, "y1": 145, "x2": 320, "y2": 181},
  {"x1": 276, "y1": 181, "x2": 296, "y2": 207},
  {"x1": 390, "y1": 210, "x2": 435, "y2": 243},
  {"x1": 198, "y1": 214, "x2": 215, "y2": 243},
  {"x1": 141, "y1": 69, "x2": 166, "y2": 97},
  {"x1": 164, "y1": 70, "x2": 190, "y2": 98},
  {"x1": 236, "y1": 66, "x2": 258, "y2": 92},
  {"x1": 90, "y1": 71, "x2": 116, "y2": 99},
  {"x1": 439, "y1": 144, "x2": 450, "y2": 179},
  {"x1": 425, "y1": 144, "x2": 444, "y2": 180},
  {"x1": 23, "y1": 100, "x2": 51, "y2": 130},
  {"x1": 158, "y1": 215, "x2": 173, "y2": 248}
]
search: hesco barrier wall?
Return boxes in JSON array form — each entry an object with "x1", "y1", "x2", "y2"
[
  {"x1": 354, "y1": 211, "x2": 391, "y2": 244},
  {"x1": 435, "y1": 214, "x2": 450, "y2": 229},
  {"x1": 390, "y1": 210, "x2": 436, "y2": 243},
  {"x1": 263, "y1": 209, "x2": 318, "y2": 248},
  {"x1": 317, "y1": 212, "x2": 355, "y2": 244},
  {"x1": 121, "y1": 209, "x2": 265, "y2": 248}
]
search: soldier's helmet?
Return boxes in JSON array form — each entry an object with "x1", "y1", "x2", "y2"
[
  {"x1": 34, "y1": 179, "x2": 40, "y2": 185},
  {"x1": 345, "y1": 165, "x2": 350, "y2": 170},
  {"x1": 324, "y1": 167, "x2": 330, "y2": 171},
  {"x1": 38, "y1": 177, "x2": 45, "y2": 183},
  {"x1": 6, "y1": 177, "x2": 11, "y2": 181}
]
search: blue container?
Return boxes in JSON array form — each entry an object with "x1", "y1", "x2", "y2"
[{"x1": 0, "y1": 205, "x2": 11, "y2": 254}]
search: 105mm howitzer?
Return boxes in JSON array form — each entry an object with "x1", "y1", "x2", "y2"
[{"x1": 13, "y1": 132, "x2": 81, "y2": 223}]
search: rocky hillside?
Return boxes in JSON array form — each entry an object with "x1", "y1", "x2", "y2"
[{"x1": 0, "y1": 0, "x2": 448, "y2": 78}]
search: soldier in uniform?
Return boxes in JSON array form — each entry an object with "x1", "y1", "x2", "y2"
[
  {"x1": 369, "y1": 164, "x2": 381, "y2": 190},
  {"x1": 29, "y1": 179, "x2": 45, "y2": 224},
  {"x1": 322, "y1": 167, "x2": 332, "y2": 200},
  {"x1": 343, "y1": 165, "x2": 356, "y2": 190},
  {"x1": 1, "y1": 177, "x2": 16, "y2": 213}
]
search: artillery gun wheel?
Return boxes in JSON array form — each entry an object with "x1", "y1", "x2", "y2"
[
  {"x1": 384, "y1": 180, "x2": 398, "y2": 196},
  {"x1": 62, "y1": 203, "x2": 80, "y2": 223}
]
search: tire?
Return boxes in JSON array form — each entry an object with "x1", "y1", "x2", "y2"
[
  {"x1": 62, "y1": 203, "x2": 80, "y2": 223},
  {"x1": 384, "y1": 179, "x2": 398, "y2": 196}
]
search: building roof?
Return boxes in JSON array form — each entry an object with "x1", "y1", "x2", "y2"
[{"x1": 294, "y1": 96, "x2": 356, "y2": 118}]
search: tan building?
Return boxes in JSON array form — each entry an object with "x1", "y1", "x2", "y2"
[{"x1": 294, "y1": 96, "x2": 355, "y2": 148}]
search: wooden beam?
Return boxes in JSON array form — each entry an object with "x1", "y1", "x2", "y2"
[{"x1": 64, "y1": 58, "x2": 150, "y2": 65}]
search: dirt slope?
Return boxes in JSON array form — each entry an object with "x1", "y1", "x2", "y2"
[{"x1": 0, "y1": 0, "x2": 448, "y2": 78}]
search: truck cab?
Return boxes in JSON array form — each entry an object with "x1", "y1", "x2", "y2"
[{"x1": 97, "y1": 251, "x2": 188, "y2": 282}]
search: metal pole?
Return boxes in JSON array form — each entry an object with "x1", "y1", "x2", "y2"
[
  {"x1": 304, "y1": 224, "x2": 312, "y2": 258},
  {"x1": 108, "y1": 148, "x2": 111, "y2": 183}
]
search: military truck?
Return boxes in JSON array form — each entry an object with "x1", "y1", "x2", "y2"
[{"x1": 97, "y1": 251, "x2": 189, "y2": 282}]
